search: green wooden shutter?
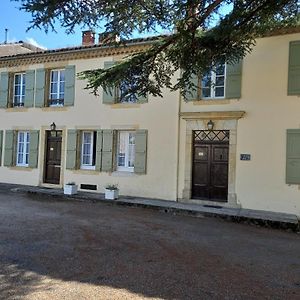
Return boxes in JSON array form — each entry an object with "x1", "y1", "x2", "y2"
[
  {"x1": 28, "y1": 130, "x2": 39, "y2": 168},
  {"x1": 0, "y1": 72, "x2": 9, "y2": 108},
  {"x1": 137, "y1": 92, "x2": 148, "y2": 103},
  {"x1": 286, "y1": 129, "x2": 300, "y2": 184},
  {"x1": 184, "y1": 73, "x2": 199, "y2": 101},
  {"x1": 103, "y1": 62, "x2": 116, "y2": 104},
  {"x1": 66, "y1": 129, "x2": 78, "y2": 170},
  {"x1": 35, "y1": 68, "x2": 45, "y2": 107},
  {"x1": 288, "y1": 41, "x2": 300, "y2": 95},
  {"x1": 134, "y1": 129, "x2": 148, "y2": 174},
  {"x1": 64, "y1": 65, "x2": 76, "y2": 106},
  {"x1": 225, "y1": 60, "x2": 242, "y2": 99},
  {"x1": 101, "y1": 129, "x2": 114, "y2": 171},
  {"x1": 4, "y1": 130, "x2": 14, "y2": 167},
  {"x1": 24, "y1": 70, "x2": 35, "y2": 108},
  {"x1": 0, "y1": 130, "x2": 3, "y2": 165},
  {"x1": 95, "y1": 130, "x2": 103, "y2": 171}
]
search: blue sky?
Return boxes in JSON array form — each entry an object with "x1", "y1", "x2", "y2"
[
  {"x1": 0, "y1": 0, "x2": 232, "y2": 50},
  {"x1": 0, "y1": 0, "x2": 83, "y2": 49},
  {"x1": 0, "y1": 0, "x2": 161, "y2": 50}
]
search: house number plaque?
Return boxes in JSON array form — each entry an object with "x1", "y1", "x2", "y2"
[{"x1": 240, "y1": 154, "x2": 251, "y2": 161}]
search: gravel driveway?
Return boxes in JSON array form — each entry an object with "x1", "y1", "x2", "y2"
[{"x1": 0, "y1": 191, "x2": 299, "y2": 300}]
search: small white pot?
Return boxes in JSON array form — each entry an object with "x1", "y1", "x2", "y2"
[
  {"x1": 105, "y1": 189, "x2": 119, "y2": 200},
  {"x1": 64, "y1": 184, "x2": 78, "y2": 195}
]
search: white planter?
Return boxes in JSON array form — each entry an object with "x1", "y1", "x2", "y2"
[
  {"x1": 64, "y1": 184, "x2": 78, "y2": 195},
  {"x1": 105, "y1": 189, "x2": 119, "y2": 200}
]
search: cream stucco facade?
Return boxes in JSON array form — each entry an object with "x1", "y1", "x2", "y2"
[{"x1": 0, "y1": 30, "x2": 300, "y2": 218}]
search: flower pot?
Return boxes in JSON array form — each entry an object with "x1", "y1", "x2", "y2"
[
  {"x1": 64, "y1": 184, "x2": 78, "y2": 195},
  {"x1": 105, "y1": 188, "x2": 119, "y2": 200}
]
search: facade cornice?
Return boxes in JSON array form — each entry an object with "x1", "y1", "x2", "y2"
[
  {"x1": 180, "y1": 111, "x2": 246, "y2": 120},
  {"x1": 0, "y1": 43, "x2": 150, "y2": 68}
]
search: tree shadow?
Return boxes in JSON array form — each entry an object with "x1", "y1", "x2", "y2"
[{"x1": 0, "y1": 193, "x2": 300, "y2": 299}]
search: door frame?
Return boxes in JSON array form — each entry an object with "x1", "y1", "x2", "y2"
[
  {"x1": 180, "y1": 115, "x2": 243, "y2": 208},
  {"x1": 43, "y1": 130, "x2": 63, "y2": 185},
  {"x1": 191, "y1": 132, "x2": 229, "y2": 202},
  {"x1": 39, "y1": 126, "x2": 66, "y2": 188}
]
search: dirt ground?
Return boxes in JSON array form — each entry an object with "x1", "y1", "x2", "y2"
[{"x1": 0, "y1": 191, "x2": 299, "y2": 300}]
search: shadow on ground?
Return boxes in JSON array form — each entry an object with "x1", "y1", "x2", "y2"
[{"x1": 0, "y1": 192, "x2": 300, "y2": 299}]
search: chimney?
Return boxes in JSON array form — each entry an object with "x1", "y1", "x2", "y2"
[
  {"x1": 98, "y1": 32, "x2": 120, "y2": 45},
  {"x1": 82, "y1": 30, "x2": 95, "y2": 46}
]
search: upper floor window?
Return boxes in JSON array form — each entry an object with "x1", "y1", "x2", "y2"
[
  {"x1": 49, "y1": 69, "x2": 65, "y2": 106},
  {"x1": 117, "y1": 131, "x2": 135, "y2": 172},
  {"x1": 13, "y1": 73, "x2": 26, "y2": 107},
  {"x1": 16, "y1": 131, "x2": 30, "y2": 167},
  {"x1": 202, "y1": 62, "x2": 226, "y2": 99},
  {"x1": 119, "y1": 80, "x2": 138, "y2": 103},
  {"x1": 102, "y1": 61, "x2": 147, "y2": 104},
  {"x1": 81, "y1": 131, "x2": 97, "y2": 170}
]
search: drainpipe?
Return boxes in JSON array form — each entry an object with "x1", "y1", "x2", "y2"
[{"x1": 175, "y1": 82, "x2": 182, "y2": 202}]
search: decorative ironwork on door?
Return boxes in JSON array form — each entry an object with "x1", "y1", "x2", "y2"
[{"x1": 194, "y1": 130, "x2": 229, "y2": 143}]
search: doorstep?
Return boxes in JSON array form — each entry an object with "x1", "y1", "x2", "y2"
[{"x1": 1, "y1": 183, "x2": 299, "y2": 230}]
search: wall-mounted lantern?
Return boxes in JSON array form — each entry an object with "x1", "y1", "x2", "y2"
[
  {"x1": 207, "y1": 120, "x2": 214, "y2": 131},
  {"x1": 50, "y1": 122, "x2": 56, "y2": 132}
]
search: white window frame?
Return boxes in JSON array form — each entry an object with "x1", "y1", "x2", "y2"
[
  {"x1": 49, "y1": 69, "x2": 65, "y2": 106},
  {"x1": 13, "y1": 73, "x2": 26, "y2": 107},
  {"x1": 117, "y1": 131, "x2": 135, "y2": 172},
  {"x1": 202, "y1": 63, "x2": 226, "y2": 99},
  {"x1": 80, "y1": 131, "x2": 96, "y2": 170},
  {"x1": 16, "y1": 131, "x2": 30, "y2": 167}
]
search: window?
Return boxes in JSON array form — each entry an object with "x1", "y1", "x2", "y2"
[
  {"x1": 102, "y1": 61, "x2": 147, "y2": 104},
  {"x1": 202, "y1": 61, "x2": 226, "y2": 99},
  {"x1": 13, "y1": 73, "x2": 26, "y2": 107},
  {"x1": 49, "y1": 69, "x2": 65, "y2": 106},
  {"x1": 16, "y1": 131, "x2": 30, "y2": 167},
  {"x1": 117, "y1": 131, "x2": 135, "y2": 172},
  {"x1": 81, "y1": 131, "x2": 96, "y2": 169},
  {"x1": 119, "y1": 80, "x2": 138, "y2": 103}
]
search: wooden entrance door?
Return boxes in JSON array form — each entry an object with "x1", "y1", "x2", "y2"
[
  {"x1": 44, "y1": 131, "x2": 62, "y2": 184},
  {"x1": 192, "y1": 130, "x2": 229, "y2": 202}
]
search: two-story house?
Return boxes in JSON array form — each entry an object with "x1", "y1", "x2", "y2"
[{"x1": 0, "y1": 28, "x2": 299, "y2": 218}]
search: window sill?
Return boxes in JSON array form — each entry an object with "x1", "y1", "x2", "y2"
[
  {"x1": 110, "y1": 103, "x2": 141, "y2": 109},
  {"x1": 72, "y1": 169, "x2": 99, "y2": 175},
  {"x1": 80, "y1": 166, "x2": 96, "y2": 171},
  {"x1": 112, "y1": 171, "x2": 138, "y2": 177},
  {"x1": 8, "y1": 166, "x2": 32, "y2": 171},
  {"x1": 41, "y1": 106, "x2": 68, "y2": 112},
  {"x1": 5, "y1": 107, "x2": 29, "y2": 112},
  {"x1": 191, "y1": 98, "x2": 239, "y2": 105}
]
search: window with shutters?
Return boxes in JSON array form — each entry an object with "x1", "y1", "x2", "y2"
[
  {"x1": 118, "y1": 76, "x2": 139, "y2": 103},
  {"x1": 81, "y1": 131, "x2": 97, "y2": 170},
  {"x1": 202, "y1": 61, "x2": 226, "y2": 99},
  {"x1": 16, "y1": 131, "x2": 30, "y2": 167},
  {"x1": 117, "y1": 131, "x2": 135, "y2": 172},
  {"x1": 102, "y1": 61, "x2": 147, "y2": 104},
  {"x1": 49, "y1": 69, "x2": 65, "y2": 106},
  {"x1": 13, "y1": 73, "x2": 26, "y2": 107}
]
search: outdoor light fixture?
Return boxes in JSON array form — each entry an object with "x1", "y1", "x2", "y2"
[
  {"x1": 50, "y1": 122, "x2": 56, "y2": 132},
  {"x1": 207, "y1": 120, "x2": 214, "y2": 131}
]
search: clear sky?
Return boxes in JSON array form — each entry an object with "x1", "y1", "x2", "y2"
[
  {"x1": 0, "y1": 0, "x2": 232, "y2": 50},
  {"x1": 0, "y1": 0, "x2": 84, "y2": 49}
]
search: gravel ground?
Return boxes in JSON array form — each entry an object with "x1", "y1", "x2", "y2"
[{"x1": 0, "y1": 191, "x2": 299, "y2": 300}]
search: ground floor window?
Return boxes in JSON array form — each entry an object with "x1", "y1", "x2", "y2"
[
  {"x1": 81, "y1": 131, "x2": 97, "y2": 170},
  {"x1": 16, "y1": 131, "x2": 30, "y2": 167},
  {"x1": 117, "y1": 131, "x2": 135, "y2": 172}
]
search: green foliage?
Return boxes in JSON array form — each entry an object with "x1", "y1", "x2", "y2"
[{"x1": 15, "y1": 0, "x2": 299, "y2": 99}]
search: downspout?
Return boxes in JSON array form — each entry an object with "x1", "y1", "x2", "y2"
[{"x1": 175, "y1": 84, "x2": 182, "y2": 202}]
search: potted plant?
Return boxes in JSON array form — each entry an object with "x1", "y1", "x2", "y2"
[
  {"x1": 64, "y1": 182, "x2": 78, "y2": 195},
  {"x1": 105, "y1": 184, "x2": 119, "y2": 200}
]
